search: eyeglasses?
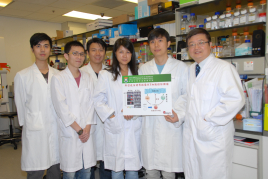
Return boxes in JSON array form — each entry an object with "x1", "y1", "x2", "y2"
[
  {"x1": 68, "y1": 51, "x2": 85, "y2": 57},
  {"x1": 188, "y1": 41, "x2": 209, "y2": 48}
]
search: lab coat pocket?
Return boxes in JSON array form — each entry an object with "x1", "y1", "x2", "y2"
[
  {"x1": 196, "y1": 117, "x2": 217, "y2": 141},
  {"x1": 104, "y1": 131, "x2": 116, "y2": 156},
  {"x1": 26, "y1": 112, "x2": 43, "y2": 131},
  {"x1": 104, "y1": 112, "x2": 123, "y2": 134}
]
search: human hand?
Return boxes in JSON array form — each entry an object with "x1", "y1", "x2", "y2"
[
  {"x1": 110, "y1": 114, "x2": 115, "y2": 119},
  {"x1": 164, "y1": 110, "x2": 179, "y2": 123},
  {"x1": 79, "y1": 125, "x2": 91, "y2": 143},
  {"x1": 121, "y1": 109, "x2": 133, "y2": 120}
]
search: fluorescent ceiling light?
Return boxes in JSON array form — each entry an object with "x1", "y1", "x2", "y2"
[
  {"x1": 123, "y1": 0, "x2": 138, "y2": 3},
  {"x1": 63, "y1": 11, "x2": 111, "y2": 20},
  {"x1": 0, "y1": 0, "x2": 12, "y2": 7}
]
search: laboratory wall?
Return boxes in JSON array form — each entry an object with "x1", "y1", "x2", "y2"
[{"x1": 0, "y1": 15, "x2": 61, "y2": 86}]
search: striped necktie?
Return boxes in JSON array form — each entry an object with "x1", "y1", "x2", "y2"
[{"x1": 196, "y1": 64, "x2": 200, "y2": 77}]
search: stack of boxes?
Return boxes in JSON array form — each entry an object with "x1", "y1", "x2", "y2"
[{"x1": 86, "y1": 19, "x2": 113, "y2": 32}]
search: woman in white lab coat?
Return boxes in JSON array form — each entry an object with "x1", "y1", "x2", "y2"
[{"x1": 93, "y1": 38, "x2": 142, "y2": 179}]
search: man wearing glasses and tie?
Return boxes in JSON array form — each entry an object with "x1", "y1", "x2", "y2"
[{"x1": 171, "y1": 28, "x2": 245, "y2": 179}]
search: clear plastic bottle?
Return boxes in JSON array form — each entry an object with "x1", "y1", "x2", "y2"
[
  {"x1": 167, "y1": 48, "x2": 172, "y2": 56},
  {"x1": 242, "y1": 31, "x2": 252, "y2": 43},
  {"x1": 212, "y1": 46, "x2": 217, "y2": 56},
  {"x1": 211, "y1": 12, "x2": 220, "y2": 30},
  {"x1": 248, "y1": 2, "x2": 258, "y2": 23},
  {"x1": 188, "y1": 13, "x2": 197, "y2": 32},
  {"x1": 240, "y1": 5, "x2": 249, "y2": 25},
  {"x1": 181, "y1": 15, "x2": 188, "y2": 34},
  {"x1": 206, "y1": 16, "x2": 212, "y2": 30},
  {"x1": 225, "y1": 7, "x2": 233, "y2": 27},
  {"x1": 216, "y1": 46, "x2": 223, "y2": 58},
  {"x1": 258, "y1": 0, "x2": 267, "y2": 22},
  {"x1": 219, "y1": 14, "x2": 226, "y2": 28},
  {"x1": 140, "y1": 42, "x2": 149, "y2": 63},
  {"x1": 233, "y1": 5, "x2": 242, "y2": 26},
  {"x1": 221, "y1": 38, "x2": 232, "y2": 57}
]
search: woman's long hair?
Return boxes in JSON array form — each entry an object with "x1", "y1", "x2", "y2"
[{"x1": 107, "y1": 38, "x2": 138, "y2": 81}]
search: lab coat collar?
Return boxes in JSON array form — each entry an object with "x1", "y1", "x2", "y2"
[
  {"x1": 150, "y1": 55, "x2": 174, "y2": 74},
  {"x1": 32, "y1": 63, "x2": 52, "y2": 84},
  {"x1": 65, "y1": 66, "x2": 86, "y2": 80},
  {"x1": 195, "y1": 54, "x2": 214, "y2": 80},
  {"x1": 85, "y1": 63, "x2": 106, "y2": 81}
]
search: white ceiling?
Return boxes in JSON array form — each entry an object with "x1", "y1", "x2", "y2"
[{"x1": 0, "y1": 0, "x2": 137, "y2": 24}]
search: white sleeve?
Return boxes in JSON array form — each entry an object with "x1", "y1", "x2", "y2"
[
  {"x1": 51, "y1": 76, "x2": 77, "y2": 127},
  {"x1": 205, "y1": 65, "x2": 245, "y2": 126},
  {"x1": 14, "y1": 74, "x2": 26, "y2": 126},
  {"x1": 93, "y1": 71, "x2": 115, "y2": 122}
]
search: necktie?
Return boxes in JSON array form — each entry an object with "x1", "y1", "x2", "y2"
[{"x1": 196, "y1": 64, "x2": 200, "y2": 77}]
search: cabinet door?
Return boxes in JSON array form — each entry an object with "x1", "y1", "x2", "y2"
[
  {"x1": 233, "y1": 145, "x2": 258, "y2": 168},
  {"x1": 232, "y1": 163, "x2": 257, "y2": 179}
]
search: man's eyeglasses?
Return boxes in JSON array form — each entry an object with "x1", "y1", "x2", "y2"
[
  {"x1": 68, "y1": 51, "x2": 85, "y2": 57},
  {"x1": 188, "y1": 41, "x2": 209, "y2": 48}
]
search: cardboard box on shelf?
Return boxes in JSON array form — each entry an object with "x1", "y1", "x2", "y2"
[
  {"x1": 138, "y1": 0, "x2": 150, "y2": 19},
  {"x1": 56, "y1": 30, "x2": 64, "y2": 39},
  {"x1": 64, "y1": 30, "x2": 73, "y2": 37},
  {"x1": 147, "y1": 0, "x2": 169, "y2": 6},
  {"x1": 113, "y1": 14, "x2": 135, "y2": 25},
  {"x1": 150, "y1": 4, "x2": 158, "y2": 16}
]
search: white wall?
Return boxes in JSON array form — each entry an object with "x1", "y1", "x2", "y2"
[{"x1": 0, "y1": 15, "x2": 61, "y2": 85}]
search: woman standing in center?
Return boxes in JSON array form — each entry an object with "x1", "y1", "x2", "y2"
[{"x1": 93, "y1": 38, "x2": 142, "y2": 179}]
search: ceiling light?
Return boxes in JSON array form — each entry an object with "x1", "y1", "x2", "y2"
[
  {"x1": 123, "y1": 0, "x2": 138, "y2": 3},
  {"x1": 0, "y1": 0, "x2": 13, "y2": 7},
  {"x1": 63, "y1": 11, "x2": 111, "y2": 20}
]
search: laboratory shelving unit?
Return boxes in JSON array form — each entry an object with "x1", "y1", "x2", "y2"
[{"x1": 175, "y1": 0, "x2": 268, "y2": 179}]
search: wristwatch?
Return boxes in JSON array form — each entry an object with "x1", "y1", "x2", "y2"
[{"x1": 77, "y1": 129, "x2": 83, "y2": 135}]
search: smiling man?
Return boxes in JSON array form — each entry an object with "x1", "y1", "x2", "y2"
[
  {"x1": 138, "y1": 28, "x2": 188, "y2": 179},
  {"x1": 51, "y1": 41, "x2": 96, "y2": 179},
  {"x1": 176, "y1": 28, "x2": 245, "y2": 179},
  {"x1": 14, "y1": 33, "x2": 60, "y2": 179},
  {"x1": 80, "y1": 38, "x2": 111, "y2": 179}
]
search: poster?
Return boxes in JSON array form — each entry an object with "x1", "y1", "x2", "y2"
[{"x1": 122, "y1": 74, "x2": 172, "y2": 116}]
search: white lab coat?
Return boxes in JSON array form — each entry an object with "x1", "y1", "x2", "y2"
[
  {"x1": 181, "y1": 54, "x2": 245, "y2": 179},
  {"x1": 138, "y1": 56, "x2": 188, "y2": 172},
  {"x1": 80, "y1": 63, "x2": 106, "y2": 161},
  {"x1": 51, "y1": 67, "x2": 97, "y2": 172},
  {"x1": 14, "y1": 63, "x2": 60, "y2": 171},
  {"x1": 93, "y1": 69, "x2": 142, "y2": 172}
]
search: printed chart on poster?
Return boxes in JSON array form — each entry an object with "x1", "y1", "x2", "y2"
[{"x1": 122, "y1": 74, "x2": 172, "y2": 116}]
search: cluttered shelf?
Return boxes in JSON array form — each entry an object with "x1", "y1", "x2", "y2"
[
  {"x1": 234, "y1": 120, "x2": 263, "y2": 136},
  {"x1": 176, "y1": 22, "x2": 266, "y2": 37}
]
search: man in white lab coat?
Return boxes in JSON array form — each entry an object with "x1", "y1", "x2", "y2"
[
  {"x1": 171, "y1": 28, "x2": 245, "y2": 179},
  {"x1": 51, "y1": 41, "x2": 96, "y2": 179},
  {"x1": 14, "y1": 33, "x2": 60, "y2": 179},
  {"x1": 139, "y1": 28, "x2": 188, "y2": 179},
  {"x1": 80, "y1": 38, "x2": 111, "y2": 179}
]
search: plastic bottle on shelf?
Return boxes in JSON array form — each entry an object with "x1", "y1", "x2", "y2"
[
  {"x1": 211, "y1": 12, "x2": 220, "y2": 30},
  {"x1": 172, "y1": 51, "x2": 177, "y2": 59},
  {"x1": 140, "y1": 42, "x2": 149, "y2": 63},
  {"x1": 212, "y1": 46, "x2": 217, "y2": 56},
  {"x1": 258, "y1": 0, "x2": 267, "y2": 22},
  {"x1": 232, "y1": 32, "x2": 241, "y2": 49},
  {"x1": 167, "y1": 48, "x2": 172, "y2": 56},
  {"x1": 188, "y1": 13, "x2": 197, "y2": 32},
  {"x1": 248, "y1": 2, "x2": 258, "y2": 23},
  {"x1": 242, "y1": 31, "x2": 252, "y2": 43},
  {"x1": 181, "y1": 15, "x2": 188, "y2": 34},
  {"x1": 240, "y1": 5, "x2": 249, "y2": 25},
  {"x1": 205, "y1": 16, "x2": 212, "y2": 30},
  {"x1": 222, "y1": 38, "x2": 232, "y2": 57},
  {"x1": 219, "y1": 13, "x2": 226, "y2": 28},
  {"x1": 216, "y1": 46, "x2": 223, "y2": 58},
  {"x1": 54, "y1": 60, "x2": 60, "y2": 69},
  {"x1": 224, "y1": 7, "x2": 233, "y2": 27},
  {"x1": 233, "y1": 5, "x2": 242, "y2": 26},
  {"x1": 199, "y1": 24, "x2": 204, "y2": 28}
]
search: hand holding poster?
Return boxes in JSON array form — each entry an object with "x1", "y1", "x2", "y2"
[{"x1": 122, "y1": 74, "x2": 172, "y2": 116}]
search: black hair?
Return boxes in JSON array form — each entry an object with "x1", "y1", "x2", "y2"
[
  {"x1": 30, "y1": 33, "x2": 52, "y2": 48},
  {"x1": 186, "y1": 28, "x2": 211, "y2": 46},
  {"x1": 64, "y1": 41, "x2": 84, "y2": 54},
  {"x1": 107, "y1": 38, "x2": 138, "y2": 81},
  {"x1": 148, "y1": 28, "x2": 170, "y2": 42},
  {"x1": 86, "y1": 38, "x2": 107, "y2": 52}
]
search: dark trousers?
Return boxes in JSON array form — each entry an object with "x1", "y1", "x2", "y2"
[
  {"x1": 90, "y1": 161, "x2": 112, "y2": 179},
  {"x1": 27, "y1": 163, "x2": 61, "y2": 179}
]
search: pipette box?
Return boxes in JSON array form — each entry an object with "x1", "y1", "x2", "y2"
[
  {"x1": 118, "y1": 24, "x2": 138, "y2": 36},
  {"x1": 243, "y1": 118, "x2": 263, "y2": 132},
  {"x1": 99, "y1": 29, "x2": 109, "y2": 37}
]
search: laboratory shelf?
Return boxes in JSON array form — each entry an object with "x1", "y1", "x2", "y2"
[
  {"x1": 49, "y1": 54, "x2": 64, "y2": 57},
  {"x1": 234, "y1": 120, "x2": 263, "y2": 136},
  {"x1": 179, "y1": 55, "x2": 264, "y2": 62},
  {"x1": 176, "y1": 22, "x2": 266, "y2": 37}
]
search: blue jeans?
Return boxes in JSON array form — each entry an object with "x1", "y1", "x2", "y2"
[
  {"x1": 111, "y1": 170, "x2": 138, "y2": 179},
  {"x1": 63, "y1": 165, "x2": 91, "y2": 179}
]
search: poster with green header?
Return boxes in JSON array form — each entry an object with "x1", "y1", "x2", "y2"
[{"x1": 122, "y1": 74, "x2": 172, "y2": 116}]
